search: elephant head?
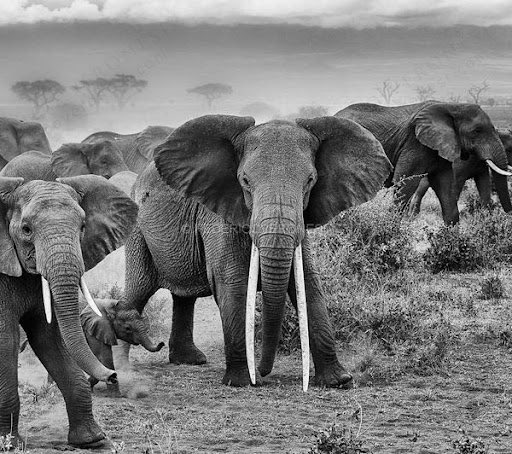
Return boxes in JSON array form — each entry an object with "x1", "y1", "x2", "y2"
[
  {"x1": 414, "y1": 103, "x2": 510, "y2": 174},
  {"x1": 154, "y1": 115, "x2": 391, "y2": 383},
  {"x1": 106, "y1": 299, "x2": 164, "y2": 352},
  {"x1": 0, "y1": 117, "x2": 51, "y2": 166},
  {"x1": 497, "y1": 128, "x2": 512, "y2": 166},
  {"x1": 51, "y1": 141, "x2": 129, "y2": 179},
  {"x1": 0, "y1": 175, "x2": 138, "y2": 382}
]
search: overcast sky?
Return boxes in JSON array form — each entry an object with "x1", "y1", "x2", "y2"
[{"x1": 1, "y1": 0, "x2": 511, "y2": 28}]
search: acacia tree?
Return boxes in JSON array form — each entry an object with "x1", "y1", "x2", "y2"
[
  {"x1": 72, "y1": 78, "x2": 111, "y2": 112},
  {"x1": 376, "y1": 80, "x2": 400, "y2": 105},
  {"x1": 105, "y1": 74, "x2": 148, "y2": 110},
  {"x1": 187, "y1": 83, "x2": 233, "y2": 109},
  {"x1": 414, "y1": 85, "x2": 436, "y2": 102},
  {"x1": 468, "y1": 80, "x2": 490, "y2": 104},
  {"x1": 11, "y1": 79, "x2": 65, "y2": 118}
]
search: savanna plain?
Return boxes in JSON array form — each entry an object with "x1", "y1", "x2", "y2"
[{"x1": 13, "y1": 171, "x2": 512, "y2": 453}]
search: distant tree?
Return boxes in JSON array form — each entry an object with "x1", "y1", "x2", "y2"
[
  {"x1": 11, "y1": 79, "x2": 65, "y2": 118},
  {"x1": 297, "y1": 105, "x2": 329, "y2": 118},
  {"x1": 72, "y1": 78, "x2": 111, "y2": 112},
  {"x1": 187, "y1": 83, "x2": 233, "y2": 109},
  {"x1": 485, "y1": 97, "x2": 496, "y2": 107},
  {"x1": 240, "y1": 101, "x2": 279, "y2": 120},
  {"x1": 467, "y1": 80, "x2": 490, "y2": 105},
  {"x1": 376, "y1": 80, "x2": 400, "y2": 105},
  {"x1": 414, "y1": 85, "x2": 436, "y2": 102},
  {"x1": 104, "y1": 74, "x2": 148, "y2": 110},
  {"x1": 448, "y1": 93, "x2": 462, "y2": 103}
]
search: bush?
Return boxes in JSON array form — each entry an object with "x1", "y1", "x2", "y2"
[
  {"x1": 479, "y1": 272, "x2": 505, "y2": 299},
  {"x1": 311, "y1": 191, "x2": 416, "y2": 278},
  {"x1": 308, "y1": 424, "x2": 371, "y2": 454},
  {"x1": 452, "y1": 430, "x2": 488, "y2": 454},
  {"x1": 423, "y1": 226, "x2": 484, "y2": 273}
]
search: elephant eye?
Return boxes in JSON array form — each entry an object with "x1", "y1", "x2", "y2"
[
  {"x1": 21, "y1": 224, "x2": 31, "y2": 236},
  {"x1": 241, "y1": 175, "x2": 251, "y2": 188}
]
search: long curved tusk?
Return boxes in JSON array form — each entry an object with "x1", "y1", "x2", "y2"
[
  {"x1": 41, "y1": 276, "x2": 52, "y2": 324},
  {"x1": 486, "y1": 159, "x2": 512, "y2": 176},
  {"x1": 245, "y1": 243, "x2": 259, "y2": 386},
  {"x1": 80, "y1": 277, "x2": 102, "y2": 317},
  {"x1": 293, "y1": 244, "x2": 310, "y2": 392}
]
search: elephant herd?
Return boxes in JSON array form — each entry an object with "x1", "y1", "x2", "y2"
[{"x1": 1, "y1": 100, "x2": 512, "y2": 449}]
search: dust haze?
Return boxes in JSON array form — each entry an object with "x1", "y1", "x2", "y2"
[{"x1": 2, "y1": 22, "x2": 512, "y2": 148}]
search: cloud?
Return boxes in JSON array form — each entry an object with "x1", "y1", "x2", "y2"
[{"x1": 3, "y1": 0, "x2": 512, "y2": 28}]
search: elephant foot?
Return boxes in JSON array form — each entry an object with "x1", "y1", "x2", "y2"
[
  {"x1": 222, "y1": 365, "x2": 262, "y2": 387},
  {"x1": 169, "y1": 343, "x2": 207, "y2": 365},
  {"x1": 68, "y1": 419, "x2": 105, "y2": 449},
  {"x1": 0, "y1": 432, "x2": 24, "y2": 451},
  {"x1": 106, "y1": 383, "x2": 122, "y2": 399},
  {"x1": 314, "y1": 362, "x2": 353, "y2": 389}
]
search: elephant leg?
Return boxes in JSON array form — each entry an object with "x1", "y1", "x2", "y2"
[
  {"x1": 407, "y1": 176, "x2": 430, "y2": 216},
  {"x1": 21, "y1": 315, "x2": 105, "y2": 448},
  {"x1": 288, "y1": 236, "x2": 353, "y2": 388},
  {"x1": 474, "y1": 171, "x2": 492, "y2": 207},
  {"x1": 168, "y1": 295, "x2": 207, "y2": 365},
  {"x1": 85, "y1": 337, "x2": 121, "y2": 397},
  {"x1": 428, "y1": 164, "x2": 459, "y2": 225},
  {"x1": 0, "y1": 318, "x2": 22, "y2": 448},
  {"x1": 112, "y1": 340, "x2": 132, "y2": 371}
]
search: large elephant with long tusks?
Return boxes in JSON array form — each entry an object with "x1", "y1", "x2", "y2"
[
  {"x1": 408, "y1": 128, "x2": 512, "y2": 215},
  {"x1": 124, "y1": 114, "x2": 391, "y2": 390},
  {"x1": 0, "y1": 172, "x2": 138, "y2": 449},
  {"x1": 336, "y1": 101, "x2": 512, "y2": 225}
]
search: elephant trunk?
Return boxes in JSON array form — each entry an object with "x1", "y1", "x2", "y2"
[
  {"x1": 494, "y1": 173, "x2": 512, "y2": 212},
  {"x1": 40, "y1": 243, "x2": 117, "y2": 384},
  {"x1": 139, "y1": 335, "x2": 165, "y2": 353},
  {"x1": 132, "y1": 320, "x2": 165, "y2": 352},
  {"x1": 257, "y1": 232, "x2": 295, "y2": 377}
]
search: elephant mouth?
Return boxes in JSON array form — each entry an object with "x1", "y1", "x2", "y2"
[
  {"x1": 40, "y1": 274, "x2": 102, "y2": 324},
  {"x1": 245, "y1": 242, "x2": 310, "y2": 392}
]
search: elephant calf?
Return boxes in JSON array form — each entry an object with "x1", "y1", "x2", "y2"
[{"x1": 80, "y1": 298, "x2": 164, "y2": 396}]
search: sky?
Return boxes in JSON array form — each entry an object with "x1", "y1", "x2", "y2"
[
  {"x1": 1, "y1": 1, "x2": 512, "y2": 143},
  {"x1": 1, "y1": 0, "x2": 512, "y2": 28}
]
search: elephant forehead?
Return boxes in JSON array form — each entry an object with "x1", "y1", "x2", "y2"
[
  {"x1": 15, "y1": 181, "x2": 81, "y2": 209},
  {"x1": 245, "y1": 121, "x2": 316, "y2": 154}
]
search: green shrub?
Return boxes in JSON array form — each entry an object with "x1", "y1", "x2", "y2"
[
  {"x1": 479, "y1": 273, "x2": 505, "y2": 299},
  {"x1": 308, "y1": 424, "x2": 371, "y2": 454},
  {"x1": 451, "y1": 430, "x2": 488, "y2": 454},
  {"x1": 423, "y1": 226, "x2": 484, "y2": 272},
  {"x1": 311, "y1": 191, "x2": 416, "y2": 278}
]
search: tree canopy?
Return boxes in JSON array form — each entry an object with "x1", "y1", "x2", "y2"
[
  {"x1": 187, "y1": 83, "x2": 233, "y2": 109},
  {"x1": 11, "y1": 79, "x2": 65, "y2": 118}
]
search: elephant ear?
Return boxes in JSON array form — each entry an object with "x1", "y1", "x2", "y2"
[
  {"x1": 80, "y1": 305, "x2": 117, "y2": 346},
  {"x1": 0, "y1": 119, "x2": 20, "y2": 162},
  {"x1": 154, "y1": 115, "x2": 255, "y2": 226},
  {"x1": 297, "y1": 117, "x2": 392, "y2": 227},
  {"x1": 0, "y1": 177, "x2": 24, "y2": 277},
  {"x1": 56, "y1": 175, "x2": 139, "y2": 271},
  {"x1": 51, "y1": 143, "x2": 90, "y2": 177},
  {"x1": 136, "y1": 126, "x2": 174, "y2": 160},
  {"x1": 414, "y1": 103, "x2": 462, "y2": 162}
]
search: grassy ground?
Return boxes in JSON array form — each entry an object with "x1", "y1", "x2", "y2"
[{"x1": 14, "y1": 189, "x2": 512, "y2": 453}]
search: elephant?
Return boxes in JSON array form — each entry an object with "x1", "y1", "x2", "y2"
[
  {"x1": 408, "y1": 128, "x2": 512, "y2": 215},
  {"x1": 80, "y1": 298, "x2": 164, "y2": 396},
  {"x1": 82, "y1": 126, "x2": 174, "y2": 174},
  {"x1": 336, "y1": 101, "x2": 511, "y2": 225},
  {"x1": 0, "y1": 162, "x2": 138, "y2": 448},
  {"x1": 0, "y1": 117, "x2": 51, "y2": 169},
  {"x1": 51, "y1": 141, "x2": 129, "y2": 179},
  {"x1": 123, "y1": 114, "x2": 392, "y2": 390}
]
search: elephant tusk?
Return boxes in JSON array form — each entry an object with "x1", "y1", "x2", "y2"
[
  {"x1": 41, "y1": 276, "x2": 52, "y2": 324},
  {"x1": 507, "y1": 165, "x2": 512, "y2": 172},
  {"x1": 245, "y1": 243, "x2": 259, "y2": 386},
  {"x1": 486, "y1": 160, "x2": 512, "y2": 176},
  {"x1": 293, "y1": 244, "x2": 310, "y2": 392},
  {"x1": 80, "y1": 277, "x2": 102, "y2": 317}
]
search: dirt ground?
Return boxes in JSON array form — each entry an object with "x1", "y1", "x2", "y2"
[{"x1": 16, "y1": 273, "x2": 512, "y2": 454}]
